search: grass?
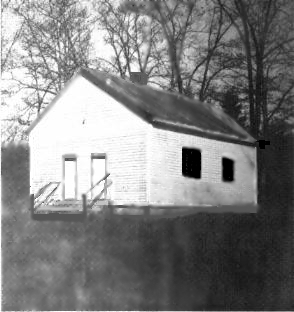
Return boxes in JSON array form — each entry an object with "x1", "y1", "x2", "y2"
[{"x1": 2, "y1": 142, "x2": 293, "y2": 310}]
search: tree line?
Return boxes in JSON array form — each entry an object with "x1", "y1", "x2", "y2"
[{"x1": 1, "y1": 0, "x2": 294, "y2": 142}]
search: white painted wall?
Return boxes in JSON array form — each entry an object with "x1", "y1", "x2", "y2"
[
  {"x1": 29, "y1": 74, "x2": 257, "y2": 207},
  {"x1": 29, "y1": 75, "x2": 149, "y2": 203},
  {"x1": 148, "y1": 127, "x2": 257, "y2": 206}
]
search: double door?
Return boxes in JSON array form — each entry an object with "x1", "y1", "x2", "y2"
[{"x1": 63, "y1": 154, "x2": 107, "y2": 200}]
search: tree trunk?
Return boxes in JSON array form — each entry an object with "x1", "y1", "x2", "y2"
[
  {"x1": 244, "y1": 42, "x2": 256, "y2": 136},
  {"x1": 171, "y1": 45, "x2": 183, "y2": 94},
  {"x1": 176, "y1": 72, "x2": 183, "y2": 94},
  {"x1": 236, "y1": 0, "x2": 257, "y2": 137}
]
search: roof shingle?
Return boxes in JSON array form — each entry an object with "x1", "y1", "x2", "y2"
[
  {"x1": 27, "y1": 68, "x2": 256, "y2": 146},
  {"x1": 82, "y1": 68, "x2": 256, "y2": 145}
]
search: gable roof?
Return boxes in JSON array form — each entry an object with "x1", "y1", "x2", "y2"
[{"x1": 27, "y1": 67, "x2": 256, "y2": 146}]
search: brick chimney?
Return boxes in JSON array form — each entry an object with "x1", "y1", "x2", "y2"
[{"x1": 130, "y1": 72, "x2": 148, "y2": 85}]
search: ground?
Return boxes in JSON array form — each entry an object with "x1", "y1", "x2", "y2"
[{"x1": 1, "y1": 143, "x2": 293, "y2": 310}]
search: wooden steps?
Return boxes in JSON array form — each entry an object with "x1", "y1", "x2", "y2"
[
  {"x1": 31, "y1": 195, "x2": 258, "y2": 219},
  {"x1": 33, "y1": 198, "x2": 110, "y2": 215}
]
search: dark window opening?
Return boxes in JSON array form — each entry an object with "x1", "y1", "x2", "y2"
[
  {"x1": 182, "y1": 147, "x2": 201, "y2": 179},
  {"x1": 222, "y1": 157, "x2": 234, "y2": 182}
]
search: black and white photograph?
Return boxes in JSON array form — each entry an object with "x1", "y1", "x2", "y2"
[{"x1": 1, "y1": 0, "x2": 293, "y2": 310}]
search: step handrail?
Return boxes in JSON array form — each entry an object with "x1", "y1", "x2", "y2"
[
  {"x1": 34, "y1": 182, "x2": 61, "y2": 209},
  {"x1": 85, "y1": 173, "x2": 110, "y2": 195},
  {"x1": 35, "y1": 182, "x2": 51, "y2": 200},
  {"x1": 35, "y1": 181, "x2": 60, "y2": 200},
  {"x1": 89, "y1": 181, "x2": 113, "y2": 208}
]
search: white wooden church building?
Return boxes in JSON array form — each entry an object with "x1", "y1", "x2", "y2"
[{"x1": 27, "y1": 68, "x2": 257, "y2": 210}]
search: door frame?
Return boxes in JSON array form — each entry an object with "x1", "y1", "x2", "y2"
[
  {"x1": 91, "y1": 153, "x2": 107, "y2": 199},
  {"x1": 62, "y1": 154, "x2": 78, "y2": 200}
]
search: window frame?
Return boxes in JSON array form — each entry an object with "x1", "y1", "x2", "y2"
[
  {"x1": 62, "y1": 154, "x2": 78, "y2": 200},
  {"x1": 222, "y1": 156, "x2": 235, "y2": 182},
  {"x1": 91, "y1": 153, "x2": 107, "y2": 199},
  {"x1": 182, "y1": 147, "x2": 202, "y2": 179}
]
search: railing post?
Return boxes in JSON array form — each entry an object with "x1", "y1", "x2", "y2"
[
  {"x1": 82, "y1": 194, "x2": 87, "y2": 219},
  {"x1": 30, "y1": 194, "x2": 35, "y2": 217}
]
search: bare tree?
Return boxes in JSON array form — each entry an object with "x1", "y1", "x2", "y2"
[
  {"x1": 217, "y1": 0, "x2": 294, "y2": 138},
  {"x1": 93, "y1": 0, "x2": 168, "y2": 90},
  {"x1": 120, "y1": 0, "x2": 198, "y2": 93},
  {"x1": 215, "y1": 0, "x2": 294, "y2": 205},
  {"x1": 220, "y1": 87, "x2": 246, "y2": 126},
  {"x1": 181, "y1": 2, "x2": 233, "y2": 101},
  {"x1": 119, "y1": 0, "x2": 237, "y2": 101},
  {"x1": 13, "y1": 0, "x2": 92, "y2": 115},
  {"x1": 1, "y1": 0, "x2": 23, "y2": 75}
]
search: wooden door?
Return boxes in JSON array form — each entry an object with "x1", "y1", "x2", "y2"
[
  {"x1": 91, "y1": 155, "x2": 106, "y2": 200},
  {"x1": 64, "y1": 157, "x2": 77, "y2": 199}
]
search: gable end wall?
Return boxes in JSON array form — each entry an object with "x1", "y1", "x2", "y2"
[{"x1": 29, "y1": 76, "x2": 149, "y2": 204}]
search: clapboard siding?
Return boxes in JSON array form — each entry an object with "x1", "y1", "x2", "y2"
[
  {"x1": 148, "y1": 127, "x2": 257, "y2": 205},
  {"x1": 29, "y1": 74, "x2": 257, "y2": 207},
  {"x1": 30, "y1": 76, "x2": 148, "y2": 204}
]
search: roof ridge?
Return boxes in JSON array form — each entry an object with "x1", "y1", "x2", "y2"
[{"x1": 27, "y1": 67, "x2": 256, "y2": 146}]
